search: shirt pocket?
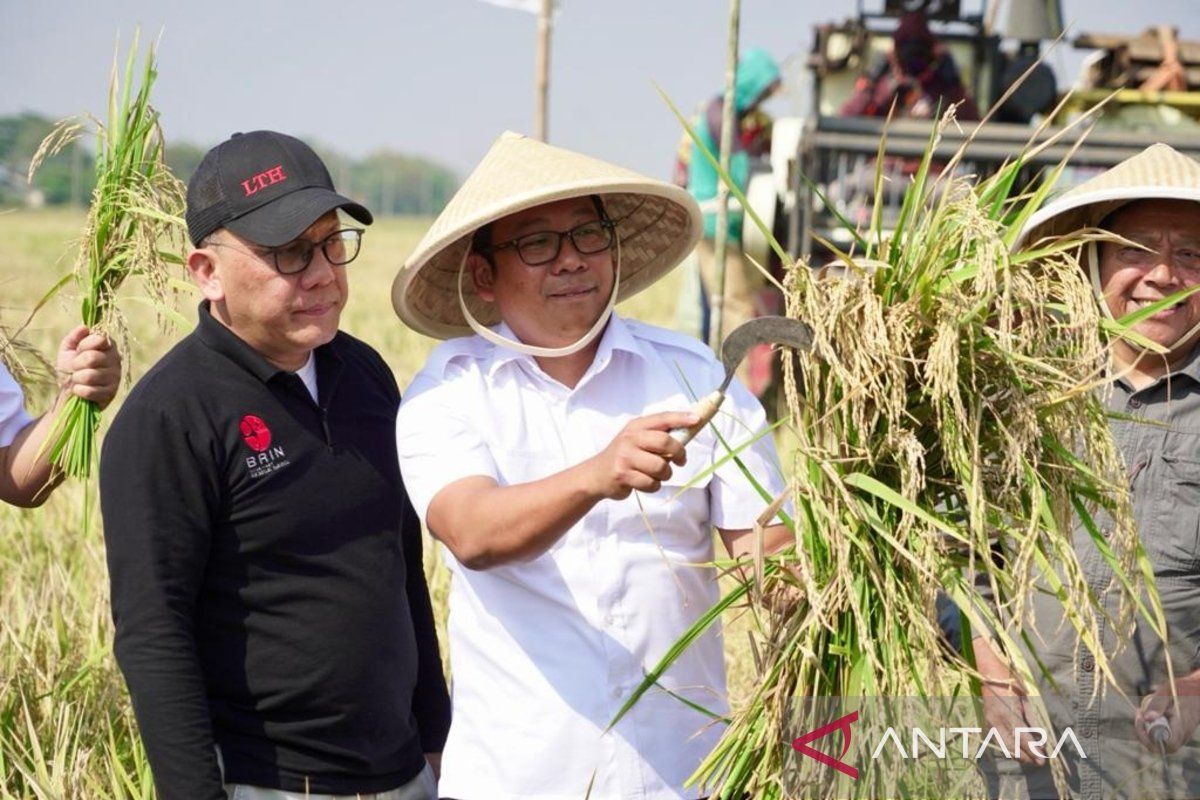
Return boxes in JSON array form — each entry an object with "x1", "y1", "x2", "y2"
[
  {"x1": 499, "y1": 448, "x2": 563, "y2": 484},
  {"x1": 610, "y1": 454, "x2": 712, "y2": 559},
  {"x1": 499, "y1": 448, "x2": 576, "y2": 557},
  {"x1": 1151, "y1": 453, "x2": 1200, "y2": 576}
]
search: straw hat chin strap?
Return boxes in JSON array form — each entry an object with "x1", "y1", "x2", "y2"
[
  {"x1": 456, "y1": 235, "x2": 622, "y2": 358},
  {"x1": 1087, "y1": 241, "x2": 1200, "y2": 354}
]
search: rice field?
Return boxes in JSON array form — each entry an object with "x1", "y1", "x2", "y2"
[{"x1": 0, "y1": 208, "x2": 763, "y2": 799}]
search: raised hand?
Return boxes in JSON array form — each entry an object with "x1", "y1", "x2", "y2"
[
  {"x1": 584, "y1": 410, "x2": 698, "y2": 500},
  {"x1": 56, "y1": 325, "x2": 121, "y2": 409}
]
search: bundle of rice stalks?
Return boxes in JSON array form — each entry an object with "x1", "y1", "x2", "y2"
[
  {"x1": 29, "y1": 33, "x2": 186, "y2": 479},
  {"x1": 617, "y1": 100, "x2": 1165, "y2": 799}
]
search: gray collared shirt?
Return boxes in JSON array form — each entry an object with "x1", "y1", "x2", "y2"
[{"x1": 1006, "y1": 346, "x2": 1200, "y2": 799}]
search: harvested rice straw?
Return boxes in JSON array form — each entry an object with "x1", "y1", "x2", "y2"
[
  {"x1": 29, "y1": 33, "x2": 186, "y2": 479},
  {"x1": 612, "y1": 98, "x2": 1166, "y2": 800}
]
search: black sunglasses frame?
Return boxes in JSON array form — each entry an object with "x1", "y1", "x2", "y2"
[
  {"x1": 482, "y1": 218, "x2": 617, "y2": 267},
  {"x1": 206, "y1": 228, "x2": 364, "y2": 275}
]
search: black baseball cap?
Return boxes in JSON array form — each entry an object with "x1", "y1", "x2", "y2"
[{"x1": 185, "y1": 130, "x2": 373, "y2": 247}]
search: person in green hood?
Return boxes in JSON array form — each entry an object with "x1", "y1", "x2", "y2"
[{"x1": 683, "y1": 47, "x2": 781, "y2": 390}]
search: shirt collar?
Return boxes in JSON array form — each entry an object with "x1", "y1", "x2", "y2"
[
  {"x1": 1175, "y1": 343, "x2": 1200, "y2": 385},
  {"x1": 1111, "y1": 341, "x2": 1200, "y2": 396},
  {"x1": 484, "y1": 314, "x2": 648, "y2": 383},
  {"x1": 194, "y1": 300, "x2": 340, "y2": 387}
]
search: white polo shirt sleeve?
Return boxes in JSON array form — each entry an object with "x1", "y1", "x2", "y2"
[
  {"x1": 395, "y1": 365, "x2": 499, "y2": 525},
  {"x1": 0, "y1": 362, "x2": 35, "y2": 449},
  {"x1": 704, "y1": 376, "x2": 789, "y2": 531}
]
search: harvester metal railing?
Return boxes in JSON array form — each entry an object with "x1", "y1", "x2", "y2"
[{"x1": 789, "y1": 114, "x2": 1200, "y2": 261}]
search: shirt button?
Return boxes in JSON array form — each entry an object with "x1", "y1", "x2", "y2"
[{"x1": 1081, "y1": 657, "x2": 1095, "y2": 672}]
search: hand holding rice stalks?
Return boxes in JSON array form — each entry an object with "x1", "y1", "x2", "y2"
[{"x1": 29, "y1": 33, "x2": 186, "y2": 479}]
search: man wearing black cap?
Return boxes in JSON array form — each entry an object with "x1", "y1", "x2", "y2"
[{"x1": 99, "y1": 131, "x2": 449, "y2": 800}]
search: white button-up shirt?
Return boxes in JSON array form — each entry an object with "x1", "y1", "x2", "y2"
[
  {"x1": 0, "y1": 362, "x2": 33, "y2": 448},
  {"x1": 396, "y1": 315, "x2": 786, "y2": 800}
]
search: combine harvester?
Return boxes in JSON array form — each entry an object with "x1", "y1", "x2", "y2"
[{"x1": 743, "y1": 0, "x2": 1200, "y2": 270}]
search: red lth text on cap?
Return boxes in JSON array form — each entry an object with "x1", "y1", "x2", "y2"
[{"x1": 241, "y1": 165, "x2": 288, "y2": 197}]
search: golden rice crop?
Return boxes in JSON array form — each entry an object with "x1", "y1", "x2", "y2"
[{"x1": 618, "y1": 100, "x2": 1163, "y2": 800}]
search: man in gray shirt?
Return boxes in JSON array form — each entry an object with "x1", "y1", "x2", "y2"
[{"x1": 974, "y1": 143, "x2": 1200, "y2": 799}]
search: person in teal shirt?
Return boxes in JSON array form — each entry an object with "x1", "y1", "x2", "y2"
[
  {"x1": 687, "y1": 47, "x2": 781, "y2": 246},
  {"x1": 681, "y1": 48, "x2": 780, "y2": 387}
]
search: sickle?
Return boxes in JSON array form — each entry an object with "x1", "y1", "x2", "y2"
[{"x1": 670, "y1": 316, "x2": 814, "y2": 446}]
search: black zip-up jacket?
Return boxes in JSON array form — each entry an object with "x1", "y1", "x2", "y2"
[{"x1": 100, "y1": 305, "x2": 449, "y2": 800}]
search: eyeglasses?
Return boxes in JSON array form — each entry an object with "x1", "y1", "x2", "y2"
[
  {"x1": 1110, "y1": 243, "x2": 1200, "y2": 271},
  {"x1": 484, "y1": 219, "x2": 615, "y2": 267},
  {"x1": 206, "y1": 228, "x2": 364, "y2": 275}
]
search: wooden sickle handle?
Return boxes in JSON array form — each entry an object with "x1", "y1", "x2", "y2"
[{"x1": 668, "y1": 390, "x2": 725, "y2": 447}]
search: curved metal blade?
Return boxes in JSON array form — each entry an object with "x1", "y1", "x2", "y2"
[{"x1": 718, "y1": 316, "x2": 814, "y2": 393}]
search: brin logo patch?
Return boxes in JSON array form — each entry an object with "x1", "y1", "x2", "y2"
[
  {"x1": 239, "y1": 415, "x2": 272, "y2": 452},
  {"x1": 239, "y1": 414, "x2": 290, "y2": 478}
]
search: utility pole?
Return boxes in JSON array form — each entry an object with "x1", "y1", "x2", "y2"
[
  {"x1": 710, "y1": 0, "x2": 741, "y2": 350},
  {"x1": 535, "y1": 0, "x2": 553, "y2": 141}
]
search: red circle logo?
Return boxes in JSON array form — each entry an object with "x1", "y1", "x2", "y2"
[{"x1": 239, "y1": 415, "x2": 272, "y2": 453}]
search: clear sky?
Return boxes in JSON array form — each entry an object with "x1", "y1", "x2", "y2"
[{"x1": 2, "y1": 0, "x2": 1197, "y2": 181}]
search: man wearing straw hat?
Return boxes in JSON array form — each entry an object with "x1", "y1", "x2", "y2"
[
  {"x1": 974, "y1": 143, "x2": 1200, "y2": 799},
  {"x1": 393, "y1": 131, "x2": 791, "y2": 799},
  {"x1": 100, "y1": 131, "x2": 448, "y2": 800}
]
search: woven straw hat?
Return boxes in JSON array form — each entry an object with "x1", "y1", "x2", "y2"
[
  {"x1": 1018, "y1": 143, "x2": 1200, "y2": 248},
  {"x1": 1018, "y1": 143, "x2": 1200, "y2": 352},
  {"x1": 393, "y1": 131, "x2": 702, "y2": 339}
]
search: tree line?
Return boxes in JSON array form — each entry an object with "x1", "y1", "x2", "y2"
[{"x1": 0, "y1": 113, "x2": 458, "y2": 216}]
